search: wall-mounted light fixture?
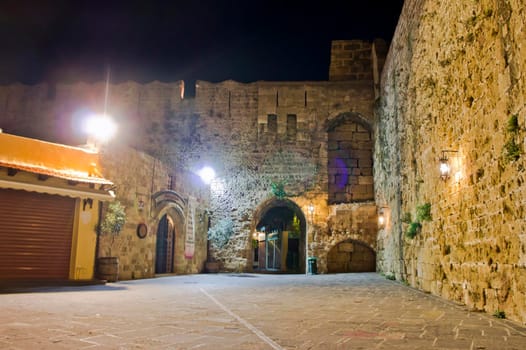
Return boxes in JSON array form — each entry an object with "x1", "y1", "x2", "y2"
[
  {"x1": 307, "y1": 203, "x2": 314, "y2": 217},
  {"x1": 82, "y1": 198, "x2": 93, "y2": 211},
  {"x1": 377, "y1": 206, "x2": 389, "y2": 229},
  {"x1": 439, "y1": 150, "x2": 458, "y2": 180},
  {"x1": 378, "y1": 208, "x2": 386, "y2": 228}
]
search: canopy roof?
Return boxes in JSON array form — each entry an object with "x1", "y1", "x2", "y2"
[
  {"x1": 0, "y1": 131, "x2": 113, "y2": 200},
  {"x1": 0, "y1": 132, "x2": 112, "y2": 185}
]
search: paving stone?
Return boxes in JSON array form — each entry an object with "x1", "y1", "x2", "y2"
[{"x1": 1, "y1": 273, "x2": 525, "y2": 349}]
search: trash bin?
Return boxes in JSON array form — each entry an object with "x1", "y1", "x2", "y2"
[{"x1": 307, "y1": 257, "x2": 318, "y2": 275}]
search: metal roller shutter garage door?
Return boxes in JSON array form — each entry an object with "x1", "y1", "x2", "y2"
[{"x1": 0, "y1": 188, "x2": 76, "y2": 280}]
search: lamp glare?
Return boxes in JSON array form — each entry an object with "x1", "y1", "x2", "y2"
[
  {"x1": 85, "y1": 114, "x2": 117, "y2": 143},
  {"x1": 440, "y1": 161, "x2": 450, "y2": 179},
  {"x1": 198, "y1": 166, "x2": 216, "y2": 184}
]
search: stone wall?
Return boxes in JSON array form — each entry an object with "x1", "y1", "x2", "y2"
[
  {"x1": 329, "y1": 40, "x2": 374, "y2": 81},
  {"x1": 375, "y1": 0, "x2": 526, "y2": 324},
  {"x1": 98, "y1": 144, "x2": 209, "y2": 280},
  {"x1": 328, "y1": 118, "x2": 374, "y2": 203},
  {"x1": 191, "y1": 79, "x2": 378, "y2": 272},
  {"x1": 0, "y1": 81, "x2": 184, "y2": 148}
]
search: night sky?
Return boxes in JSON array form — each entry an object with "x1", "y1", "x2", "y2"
[{"x1": 1, "y1": 0, "x2": 404, "y2": 88}]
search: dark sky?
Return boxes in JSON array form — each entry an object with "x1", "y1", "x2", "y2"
[{"x1": 0, "y1": 0, "x2": 404, "y2": 87}]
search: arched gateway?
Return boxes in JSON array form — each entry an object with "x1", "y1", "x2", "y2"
[{"x1": 251, "y1": 199, "x2": 307, "y2": 273}]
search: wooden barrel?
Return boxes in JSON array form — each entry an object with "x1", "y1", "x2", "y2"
[{"x1": 97, "y1": 257, "x2": 119, "y2": 282}]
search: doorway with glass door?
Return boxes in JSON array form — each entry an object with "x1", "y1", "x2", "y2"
[{"x1": 253, "y1": 204, "x2": 304, "y2": 273}]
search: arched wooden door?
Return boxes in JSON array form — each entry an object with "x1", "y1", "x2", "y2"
[{"x1": 155, "y1": 214, "x2": 175, "y2": 274}]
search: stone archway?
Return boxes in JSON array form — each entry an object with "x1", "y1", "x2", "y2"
[
  {"x1": 152, "y1": 190, "x2": 186, "y2": 274},
  {"x1": 327, "y1": 239, "x2": 376, "y2": 273},
  {"x1": 252, "y1": 198, "x2": 307, "y2": 273}
]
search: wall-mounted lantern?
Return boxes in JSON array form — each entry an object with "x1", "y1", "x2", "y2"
[
  {"x1": 377, "y1": 206, "x2": 389, "y2": 229},
  {"x1": 378, "y1": 208, "x2": 386, "y2": 229},
  {"x1": 82, "y1": 198, "x2": 93, "y2": 211},
  {"x1": 439, "y1": 150, "x2": 458, "y2": 181},
  {"x1": 307, "y1": 203, "x2": 314, "y2": 218}
]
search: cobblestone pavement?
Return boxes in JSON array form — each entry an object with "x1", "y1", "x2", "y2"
[{"x1": 1, "y1": 273, "x2": 525, "y2": 349}]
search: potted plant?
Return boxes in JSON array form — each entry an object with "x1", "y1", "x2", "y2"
[{"x1": 97, "y1": 200, "x2": 126, "y2": 282}]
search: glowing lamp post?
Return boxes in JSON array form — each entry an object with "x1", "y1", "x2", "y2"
[{"x1": 84, "y1": 114, "x2": 117, "y2": 151}]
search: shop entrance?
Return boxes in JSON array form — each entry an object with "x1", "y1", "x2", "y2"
[{"x1": 253, "y1": 200, "x2": 306, "y2": 273}]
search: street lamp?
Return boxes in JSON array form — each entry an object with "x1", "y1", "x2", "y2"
[{"x1": 84, "y1": 114, "x2": 117, "y2": 151}]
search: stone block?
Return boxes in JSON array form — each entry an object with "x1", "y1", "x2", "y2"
[
  {"x1": 358, "y1": 176, "x2": 374, "y2": 185},
  {"x1": 358, "y1": 158, "x2": 373, "y2": 167}
]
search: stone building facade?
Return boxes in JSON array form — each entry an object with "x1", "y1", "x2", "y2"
[
  {"x1": 0, "y1": 39, "x2": 385, "y2": 276},
  {"x1": 97, "y1": 145, "x2": 210, "y2": 280},
  {"x1": 375, "y1": 0, "x2": 526, "y2": 324},
  {"x1": 0, "y1": 83, "x2": 211, "y2": 280}
]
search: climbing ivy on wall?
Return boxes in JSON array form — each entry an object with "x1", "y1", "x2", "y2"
[
  {"x1": 208, "y1": 218, "x2": 234, "y2": 248},
  {"x1": 270, "y1": 181, "x2": 287, "y2": 199},
  {"x1": 404, "y1": 202, "x2": 432, "y2": 239}
]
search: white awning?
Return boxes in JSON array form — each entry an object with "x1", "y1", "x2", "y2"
[{"x1": 0, "y1": 179, "x2": 115, "y2": 201}]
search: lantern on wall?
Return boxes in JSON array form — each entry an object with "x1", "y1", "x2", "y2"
[
  {"x1": 439, "y1": 150, "x2": 458, "y2": 181},
  {"x1": 378, "y1": 208, "x2": 386, "y2": 228}
]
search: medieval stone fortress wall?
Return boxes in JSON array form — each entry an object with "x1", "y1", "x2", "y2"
[
  {"x1": 375, "y1": 0, "x2": 526, "y2": 323},
  {"x1": 0, "y1": 38, "x2": 385, "y2": 278}
]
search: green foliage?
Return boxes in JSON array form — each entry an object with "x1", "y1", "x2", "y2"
[
  {"x1": 503, "y1": 114, "x2": 521, "y2": 162},
  {"x1": 289, "y1": 215, "x2": 301, "y2": 239},
  {"x1": 98, "y1": 201, "x2": 126, "y2": 257},
  {"x1": 504, "y1": 138, "x2": 521, "y2": 161},
  {"x1": 493, "y1": 310, "x2": 506, "y2": 319},
  {"x1": 403, "y1": 203, "x2": 430, "y2": 239},
  {"x1": 385, "y1": 274, "x2": 396, "y2": 280},
  {"x1": 416, "y1": 203, "x2": 432, "y2": 222},
  {"x1": 208, "y1": 218, "x2": 234, "y2": 248},
  {"x1": 406, "y1": 222, "x2": 422, "y2": 239},
  {"x1": 100, "y1": 201, "x2": 126, "y2": 236},
  {"x1": 401, "y1": 212, "x2": 412, "y2": 224},
  {"x1": 270, "y1": 181, "x2": 287, "y2": 199},
  {"x1": 507, "y1": 114, "x2": 519, "y2": 133}
]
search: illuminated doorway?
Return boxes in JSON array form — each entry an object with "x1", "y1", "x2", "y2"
[{"x1": 253, "y1": 200, "x2": 306, "y2": 273}]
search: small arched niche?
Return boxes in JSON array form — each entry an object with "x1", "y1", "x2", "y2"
[{"x1": 327, "y1": 239, "x2": 376, "y2": 273}]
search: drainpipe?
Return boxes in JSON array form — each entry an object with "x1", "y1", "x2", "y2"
[{"x1": 94, "y1": 200, "x2": 104, "y2": 279}]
